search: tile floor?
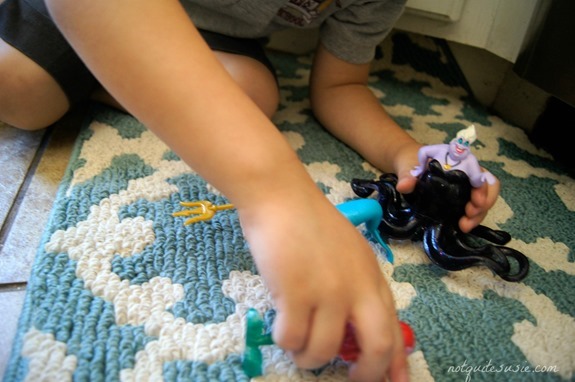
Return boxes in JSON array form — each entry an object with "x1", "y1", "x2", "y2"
[{"x1": 0, "y1": 109, "x2": 83, "y2": 379}]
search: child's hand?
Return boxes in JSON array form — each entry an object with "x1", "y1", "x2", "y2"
[
  {"x1": 393, "y1": 142, "x2": 500, "y2": 233},
  {"x1": 237, "y1": 190, "x2": 409, "y2": 382},
  {"x1": 459, "y1": 176, "x2": 500, "y2": 233}
]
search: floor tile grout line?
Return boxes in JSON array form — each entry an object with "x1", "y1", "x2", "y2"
[
  {"x1": 0, "y1": 282, "x2": 27, "y2": 292},
  {"x1": 0, "y1": 126, "x2": 54, "y2": 249}
]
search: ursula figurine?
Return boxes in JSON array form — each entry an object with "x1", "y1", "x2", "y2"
[
  {"x1": 411, "y1": 125, "x2": 496, "y2": 187},
  {"x1": 351, "y1": 125, "x2": 529, "y2": 282}
]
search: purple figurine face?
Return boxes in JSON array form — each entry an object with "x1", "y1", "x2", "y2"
[
  {"x1": 449, "y1": 136, "x2": 471, "y2": 161},
  {"x1": 448, "y1": 125, "x2": 475, "y2": 161}
]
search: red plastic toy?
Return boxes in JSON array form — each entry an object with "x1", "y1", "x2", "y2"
[{"x1": 339, "y1": 322, "x2": 416, "y2": 362}]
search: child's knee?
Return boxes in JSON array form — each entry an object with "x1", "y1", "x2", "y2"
[
  {"x1": 215, "y1": 51, "x2": 279, "y2": 118},
  {"x1": 236, "y1": 61, "x2": 279, "y2": 118},
  {"x1": 253, "y1": 78, "x2": 279, "y2": 119},
  {"x1": 245, "y1": 67, "x2": 279, "y2": 119},
  {"x1": 0, "y1": 40, "x2": 69, "y2": 130},
  {"x1": 0, "y1": 77, "x2": 68, "y2": 130}
]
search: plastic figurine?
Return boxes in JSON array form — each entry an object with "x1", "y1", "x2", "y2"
[
  {"x1": 335, "y1": 198, "x2": 393, "y2": 262},
  {"x1": 351, "y1": 126, "x2": 529, "y2": 282},
  {"x1": 242, "y1": 308, "x2": 415, "y2": 378},
  {"x1": 243, "y1": 308, "x2": 275, "y2": 378},
  {"x1": 411, "y1": 125, "x2": 496, "y2": 187},
  {"x1": 172, "y1": 200, "x2": 234, "y2": 225}
]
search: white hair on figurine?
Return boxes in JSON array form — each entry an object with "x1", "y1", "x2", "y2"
[{"x1": 456, "y1": 124, "x2": 476, "y2": 144}]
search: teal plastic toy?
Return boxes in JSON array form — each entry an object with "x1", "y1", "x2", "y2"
[
  {"x1": 243, "y1": 308, "x2": 274, "y2": 378},
  {"x1": 336, "y1": 198, "x2": 393, "y2": 262}
]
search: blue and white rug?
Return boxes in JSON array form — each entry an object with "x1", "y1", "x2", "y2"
[{"x1": 4, "y1": 31, "x2": 575, "y2": 382}]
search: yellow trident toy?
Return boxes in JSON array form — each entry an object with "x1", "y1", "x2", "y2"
[{"x1": 172, "y1": 200, "x2": 234, "y2": 225}]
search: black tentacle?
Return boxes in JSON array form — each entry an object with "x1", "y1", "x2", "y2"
[
  {"x1": 423, "y1": 225, "x2": 510, "y2": 274},
  {"x1": 352, "y1": 176, "x2": 420, "y2": 239},
  {"x1": 470, "y1": 225, "x2": 512, "y2": 245},
  {"x1": 495, "y1": 247, "x2": 530, "y2": 282},
  {"x1": 350, "y1": 178, "x2": 380, "y2": 198}
]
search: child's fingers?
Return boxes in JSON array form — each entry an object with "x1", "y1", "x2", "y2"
[
  {"x1": 272, "y1": 301, "x2": 311, "y2": 354},
  {"x1": 461, "y1": 185, "x2": 488, "y2": 231},
  {"x1": 290, "y1": 304, "x2": 347, "y2": 369},
  {"x1": 485, "y1": 178, "x2": 500, "y2": 209},
  {"x1": 395, "y1": 162, "x2": 420, "y2": 196},
  {"x1": 469, "y1": 176, "x2": 500, "y2": 212},
  {"x1": 387, "y1": 339, "x2": 410, "y2": 382},
  {"x1": 348, "y1": 296, "x2": 401, "y2": 382},
  {"x1": 469, "y1": 182, "x2": 488, "y2": 207},
  {"x1": 395, "y1": 174, "x2": 417, "y2": 195},
  {"x1": 384, "y1": 315, "x2": 410, "y2": 382},
  {"x1": 460, "y1": 180, "x2": 501, "y2": 232},
  {"x1": 459, "y1": 205, "x2": 486, "y2": 233}
]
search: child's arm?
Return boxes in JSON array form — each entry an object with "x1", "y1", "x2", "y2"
[
  {"x1": 45, "y1": 1, "x2": 408, "y2": 380},
  {"x1": 310, "y1": 44, "x2": 499, "y2": 232},
  {"x1": 310, "y1": 44, "x2": 420, "y2": 191}
]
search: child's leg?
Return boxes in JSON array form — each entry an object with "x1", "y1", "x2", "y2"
[
  {"x1": 0, "y1": 0, "x2": 98, "y2": 130},
  {"x1": 0, "y1": 38, "x2": 69, "y2": 130},
  {"x1": 212, "y1": 51, "x2": 279, "y2": 119},
  {"x1": 187, "y1": 30, "x2": 280, "y2": 119}
]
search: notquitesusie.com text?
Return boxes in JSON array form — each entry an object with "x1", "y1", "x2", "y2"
[{"x1": 448, "y1": 359, "x2": 559, "y2": 381}]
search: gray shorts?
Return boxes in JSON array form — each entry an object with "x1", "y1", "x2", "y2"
[{"x1": 0, "y1": 0, "x2": 276, "y2": 106}]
